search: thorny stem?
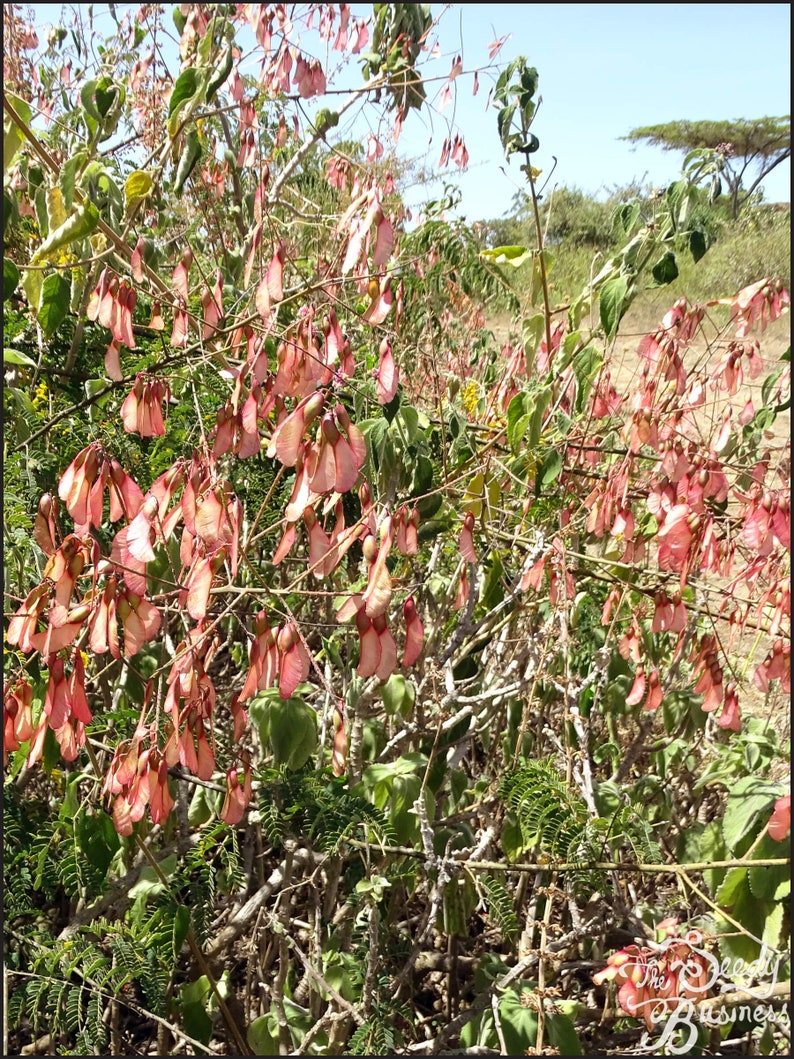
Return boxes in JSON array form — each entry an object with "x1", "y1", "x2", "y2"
[{"x1": 535, "y1": 873, "x2": 558, "y2": 1054}]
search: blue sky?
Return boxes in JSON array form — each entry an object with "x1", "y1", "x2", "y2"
[
  {"x1": 28, "y1": 3, "x2": 791, "y2": 222},
  {"x1": 391, "y1": 4, "x2": 792, "y2": 220}
]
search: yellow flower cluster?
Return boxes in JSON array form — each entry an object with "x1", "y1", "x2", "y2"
[
  {"x1": 461, "y1": 380, "x2": 479, "y2": 417},
  {"x1": 32, "y1": 379, "x2": 48, "y2": 411}
]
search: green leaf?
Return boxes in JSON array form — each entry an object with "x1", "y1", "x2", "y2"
[
  {"x1": 38, "y1": 273, "x2": 70, "y2": 337},
  {"x1": 124, "y1": 169, "x2": 153, "y2": 204},
  {"x1": 537, "y1": 449, "x2": 563, "y2": 489},
  {"x1": 398, "y1": 403, "x2": 420, "y2": 443},
  {"x1": 522, "y1": 313, "x2": 546, "y2": 367},
  {"x1": 479, "y1": 245, "x2": 531, "y2": 268},
  {"x1": 499, "y1": 987, "x2": 540, "y2": 1055},
  {"x1": 722, "y1": 777, "x2": 784, "y2": 852},
  {"x1": 31, "y1": 201, "x2": 100, "y2": 264},
  {"x1": 547, "y1": 1012, "x2": 582, "y2": 1056},
  {"x1": 689, "y1": 228, "x2": 708, "y2": 263},
  {"x1": 173, "y1": 904, "x2": 191, "y2": 958},
  {"x1": 747, "y1": 834, "x2": 791, "y2": 900},
  {"x1": 497, "y1": 102, "x2": 517, "y2": 151},
  {"x1": 60, "y1": 152, "x2": 86, "y2": 211},
  {"x1": 650, "y1": 250, "x2": 679, "y2": 287},
  {"x1": 80, "y1": 79, "x2": 101, "y2": 121},
  {"x1": 21, "y1": 267, "x2": 42, "y2": 315},
  {"x1": 187, "y1": 784, "x2": 214, "y2": 827},
  {"x1": 501, "y1": 811, "x2": 531, "y2": 861},
  {"x1": 75, "y1": 809, "x2": 119, "y2": 881},
  {"x1": 269, "y1": 698, "x2": 318, "y2": 770},
  {"x1": 174, "y1": 128, "x2": 202, "y2": 194},
  {"x1": 4, "y1": 260, "x2": 20, "y2": 301},
  {"x1": 381, "y1": 674, "x2": 415, "y2": 718},
  {"x1": 206, "y1": 34, "x2": 235, "y2": 103},
  {"x1": 248, "y1": 1013, "x2": 278, "y2": 1056},
  {"x1": 129, "y1": 855, "x2": 178, "y2": 902},
  {"x1": 4, "y1": 96, "x2": 31, "y2": 172},
  {"x1": 4, "y1": 346, "x2": 36, "y2": 366},
  {"x1": 182, "y1": 1000, "x2": 212, "y2": 1046},
  {"x1": 506, "y1": 392, "x2": 531, "y2": 453},
  {"x1": 614, "y1": 202, "x2": 641, "y2": 235},
  {"x1": 599, "y1": 275, "x2": 629, "y2": 339},
  {"x1": 168, "y1": 68, "x2": 200, "y2": 119},
  {"x1": 481, "y1": 550, "x2": 504, "y2": 610},
  {"x1": 761, "y1": 365, "x2": 786, "y2": 408},
  {"x1": 94, "y1": 75, "x2": 122, "y2": 119},
  {"x1": 571, "y1": 347, "x2": 603, "y2": 415},
  {"x1": 715, "y1": 866, "x2": 747, "y2": 906},
  {"x1": 528, "y1": 388, "x2": 551, "y2": 447}
]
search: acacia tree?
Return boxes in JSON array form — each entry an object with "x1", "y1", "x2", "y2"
[
  {"x1": 623, "y1": 116, "x2": 791, "y2": 218},
  {"x1": 3, "y1": 6, "x2": 792, "y2": 1057}
]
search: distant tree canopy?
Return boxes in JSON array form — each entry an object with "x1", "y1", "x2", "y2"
[
  {"x1": 623, "y1": 116, "x2": 791, "y2": 218},
  {"x1": 476, "y1": 186, "x2": 620, "y2": 251}
]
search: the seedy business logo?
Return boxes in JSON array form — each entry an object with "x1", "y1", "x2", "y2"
[
  {"x1": 639, "y1": 931, "x2": 788, "y2": 1055},
  {"x1": 593, "y1": 921, "x2": 789, "y2": 1056}
]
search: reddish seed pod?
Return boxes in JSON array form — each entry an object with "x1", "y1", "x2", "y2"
[
  {"x1": 321, "y1": 415, "x2": 340, "y2": 445},
  {"x1": 277, "y1": 624, "x2": 296, "y2": 652},
  {"x1": 304, "y1": 392, "x2": 325, "y2": 427},
  {"x1": 84, "y1": 446, "x2": 100, "y2": 483},
  {"x1": 66, "y1": 602, "x2": 92, "y2": 623},
  {"x1": 142, "y1": 495, "x2": 159, "y2": 520},
  {"x1": 68, "y1": 551, "x2": 86, "y2": 578}
]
